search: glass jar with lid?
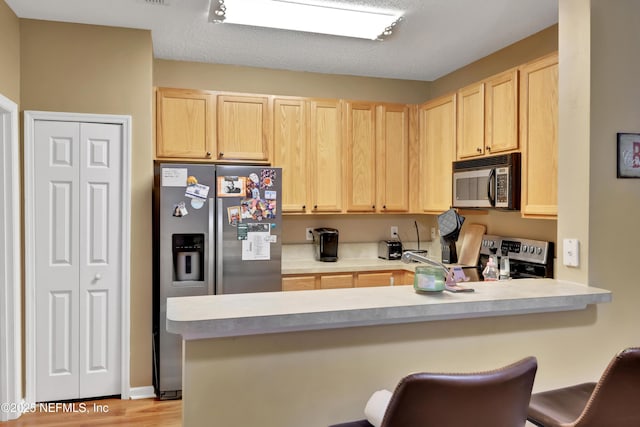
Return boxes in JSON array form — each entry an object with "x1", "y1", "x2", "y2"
[{"x1": 413, "y1": 265, "x2": 445, "y2": 292}]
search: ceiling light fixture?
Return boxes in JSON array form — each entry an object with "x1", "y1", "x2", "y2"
[{"x1": 208, "y1": 0, "x2": 403, "y2": 41}]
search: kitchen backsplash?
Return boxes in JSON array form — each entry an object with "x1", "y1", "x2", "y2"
[
  {"x1": 281, "y1": 211, "x2": 557, "y2": 249},
  {"x1": 282, "y1": 241, "x2": 433, "y2": 261},
  {"x1": 281, "y1": 215, "x2": 436, "y2": 245}
]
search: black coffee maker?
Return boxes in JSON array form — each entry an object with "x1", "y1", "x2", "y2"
[
  {"x1": 437, "y1": 209, "x2": 465, "y2": 264},
  {"x1": 312, "y1": 228, "x2": 339, "y2": 262}
]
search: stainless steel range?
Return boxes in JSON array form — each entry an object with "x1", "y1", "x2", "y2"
[{"x1": 478, "y1": 235, "x2": 554, "y2": 279}]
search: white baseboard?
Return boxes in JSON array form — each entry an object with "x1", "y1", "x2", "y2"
[{"x1": 129, "y1": 386, "x2": 156, "y2": 400}]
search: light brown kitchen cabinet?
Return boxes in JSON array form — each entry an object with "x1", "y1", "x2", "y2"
[
  {"x1": 355, "y1": 271, "x2": 393, "y2": 287},
  {"x1": 273, "y1": 97, "x2": 310, "y2": 213},
  {"x1": 355, "y1": 270, "x2": 408, "y2": 287},
  {"x1": 319, "y1": 274, "x2": 353, "y2": 289},
  {"x1": 282, "y1": 270, "x2": 410, "y2": 291},
  {"x1": 456, "y1": 68, "x2": 519, "y2": 159},
  {"x1": 216, "y1": 94, "x2": 271, "y2": 162},
  {"x1": 405, "y1": 271, "x2": 415, "y2": 285},
  {"x1": 418, "y1": 93, "x2": 457, "y2": 214},
  {"x1": 156, "y1": 88, "x2": 215, "y2": 160},
  {"x1": 282, "y1": 276, "x2": 316, "y2": 292},
  {"x1": 344, "y1": 102, "x2": 377, "y2": 212},
  {"x1": 376, "y1": 104, "x2": 410, "y2": 212},
  {"x1": 456, "y1": 83, "x2": 485, "y2": 159},
  {"x1": 485, "y1": 69, "x2": 519, "y2": 155},
  {"x1": 519, "y1": 53, "x2": 558, "y2": 218},
  {"x1": 309, "y1": 99, "x2": 343, "y2": 213}
]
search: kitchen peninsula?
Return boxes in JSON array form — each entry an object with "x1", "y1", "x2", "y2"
[{"x1": 167, "y1": 281, "x2": 610, "y2": 427}]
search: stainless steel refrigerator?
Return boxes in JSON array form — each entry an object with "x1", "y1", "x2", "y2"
[{"x1": 153, "y1": 163, "x2": 282, "y2": 399}]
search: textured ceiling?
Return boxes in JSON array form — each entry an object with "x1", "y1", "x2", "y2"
[{"x1": 5, "y1": 0, "x2": 558, "y2": 81}]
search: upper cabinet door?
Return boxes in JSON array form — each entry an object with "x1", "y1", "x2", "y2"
[
  {"x1": 309, "y1": 99, "x2": 343, "y2": 213},
  {"x1": 217, "y1": 94, "x2": 271, "y2": 162},
  {"x1": 156, "y1": 88, "x2": 215, "y2": 160},
  {"x1": 485, "y1": 68, "x2": 519, "y2": 154},
  {"x1": 520, "y1": 53, "x2": 559, "y2": 218},
  {"x1": 456, "y1": 82, "x2": 485, "y2": 159},
  {"x1": 419, "y1": 94, "x2": 457, "y2": 214},
  {"x1": 377, "y1": 104, "x2": 410, "y2": 212},
  {"x1": 345, "y1": 102, "x2": 377, "y2": 212},
  {"x1": 456, "y1": 69, "x2": 519, "y2": 160},
  {"x1": 273, "y1": 97, "x2": 310, "y2": 213}
]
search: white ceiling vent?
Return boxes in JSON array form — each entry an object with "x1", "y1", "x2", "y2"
[{"x1": 143, "y1": 0, "x2": 169, "y2": 5}]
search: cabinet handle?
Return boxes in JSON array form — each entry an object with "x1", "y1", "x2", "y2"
[
  {"x1": 476, "y1": 147, "x2": 482, "y2": 153},
  {"x1": 383, "y1": 205, "x2": 386, "y2": 209},
  {"x1": 314, "y1": 205, "x2": 318, "y2": 209},
  {"x1": 302, "y1": 205, "x2": 306, "y2": 209},
  {"x1": 219, "y1": 152, "x2": 224, "y2": 157},
  {"x1": 372, "y1": 205, "x2": 375, "y2": 209},
  {"x1": 206, "y1": 151, "x2": 212, "y2": 157},
  {"x1": 486, "y1": 146, "x2": 491, "y2": 152}
]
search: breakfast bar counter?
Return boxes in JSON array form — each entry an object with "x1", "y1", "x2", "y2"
[
  {"x1": 168, "y1": 281, "x2": 611, "y2": 427},
  {"x1": 167, "y1": 279, "x2": 611, "y2": 340}
]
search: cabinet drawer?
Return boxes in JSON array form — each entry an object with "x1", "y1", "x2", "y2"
[
  {"x1": 319, "y1": 274, "x2": 353, "y2": 289},
  {"x1": 282, "y1": 276, "x2": 316, "y2": 291},
  {"x1": 355, "y1": 272, "x2": 393, "y2": 287}
]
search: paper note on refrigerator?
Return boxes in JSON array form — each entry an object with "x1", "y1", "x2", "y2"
[
  {"x1": 161, "y1": 168, "x2": 188, "y2": 187},
  {"x1": 242, "y1": 222, "x2": 271, "y2": 261},
  {"x1": 242, "y1": 227, "x2": 271, "y2": 260}
]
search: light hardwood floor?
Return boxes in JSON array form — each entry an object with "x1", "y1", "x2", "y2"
[{"x1": 3, "y1": 398, "x2": 181, "y2": 426}]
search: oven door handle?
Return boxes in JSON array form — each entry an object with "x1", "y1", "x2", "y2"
[{"x1": 487, "y1": 168, "x2": 496, "y2": 207}]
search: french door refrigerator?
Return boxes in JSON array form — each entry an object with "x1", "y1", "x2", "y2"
[{"x1": 153, "y1": 163, "x2": 282, "y2": 399}]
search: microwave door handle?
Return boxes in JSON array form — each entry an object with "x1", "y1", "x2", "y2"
[{"x1": 487, "y1": 168, "x2": 496, "y2": 207}]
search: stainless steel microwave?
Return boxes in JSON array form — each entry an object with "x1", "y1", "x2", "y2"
[{"x1": 452, "y1": 152, "x2": 521, "y2": 210}]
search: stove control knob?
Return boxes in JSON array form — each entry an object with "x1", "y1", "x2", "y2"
[
  {"x1": 522, "y1": 245, "x2": 528, "y2": 253},
  {"x1": 536, "y1": 247, "x2": 543, "y2": 255},
  {"x1": 530, "y1": 246, "x2": 536, "y2": 254}
]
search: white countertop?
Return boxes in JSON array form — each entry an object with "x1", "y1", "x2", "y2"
[
  {"x1": 282, "y1": 257, "x2": 412, "y2": 274},
  {"x1": 167, "y1": 279, "x2": 612, "y2": 340}
]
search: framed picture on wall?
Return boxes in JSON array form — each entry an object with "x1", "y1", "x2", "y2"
[{"x1": 617, "y1": 132, "x2": 640, "y2": 178}]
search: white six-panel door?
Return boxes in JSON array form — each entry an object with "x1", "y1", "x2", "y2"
[{"x1": 33, "y1": 120, "x2": 122, "y2": 402}]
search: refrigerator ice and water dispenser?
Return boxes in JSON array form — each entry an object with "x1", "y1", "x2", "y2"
[{"x1": 172, "y1": 234, "x2": 204, "y2": 282}]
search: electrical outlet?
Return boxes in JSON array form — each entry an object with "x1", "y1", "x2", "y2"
[
  {"x1": 390, "y1": 226, "x2": 398, "y2": 239},
  {"x1": 430, "y1": 227, "x2": 436, "y2": 240},
  {"x1": 306, "y1": 228, "x2": 314, "y2": 241},
  {"x1": 563, "y1": 238, "x2": 579, "y2": 267}
]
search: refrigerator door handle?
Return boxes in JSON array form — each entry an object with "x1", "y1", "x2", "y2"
[
  {"x1": 216, "y1": 198, "x2": 224, "y2": 294},
  {"x1": 207, "y1": 198, "x2": 215, "y2": 295}
]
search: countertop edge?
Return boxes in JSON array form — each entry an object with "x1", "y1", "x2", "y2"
[{"x1": 167, "y1": 281, "x2": 612, "y2": 341}]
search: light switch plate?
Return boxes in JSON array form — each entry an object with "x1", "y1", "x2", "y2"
[{"x1": 563, "y1": 238, "x2": 579, "y2": 267}]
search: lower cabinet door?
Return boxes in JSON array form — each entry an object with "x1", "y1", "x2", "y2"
[
  {"x1": 319, "y1": 274, "x2": 354, "y2": 289},
  {"x1": 282, "y1": 276, "x2": 316, "y2": 291},
  {"x1": 355, "y1": 272, "x2": 393, "y2": 287}
]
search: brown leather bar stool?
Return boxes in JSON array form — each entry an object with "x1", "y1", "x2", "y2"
[
  {"x1": 330, "y1": 356, "x2": 537, "y2": 427},
  {"x1": 527, "y1": 347, "x2": 640, "y2": 427}
]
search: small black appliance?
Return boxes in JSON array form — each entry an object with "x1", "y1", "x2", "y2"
[
  {"x1": 312, "y1": 228, "x2": 339, "y2": 262},
  {"x1": 378, "y1": 240, "x2": 403, "y2": 260},
  {"x1": 437, "y1": 208, "x2": 465, "y2": 264}
]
